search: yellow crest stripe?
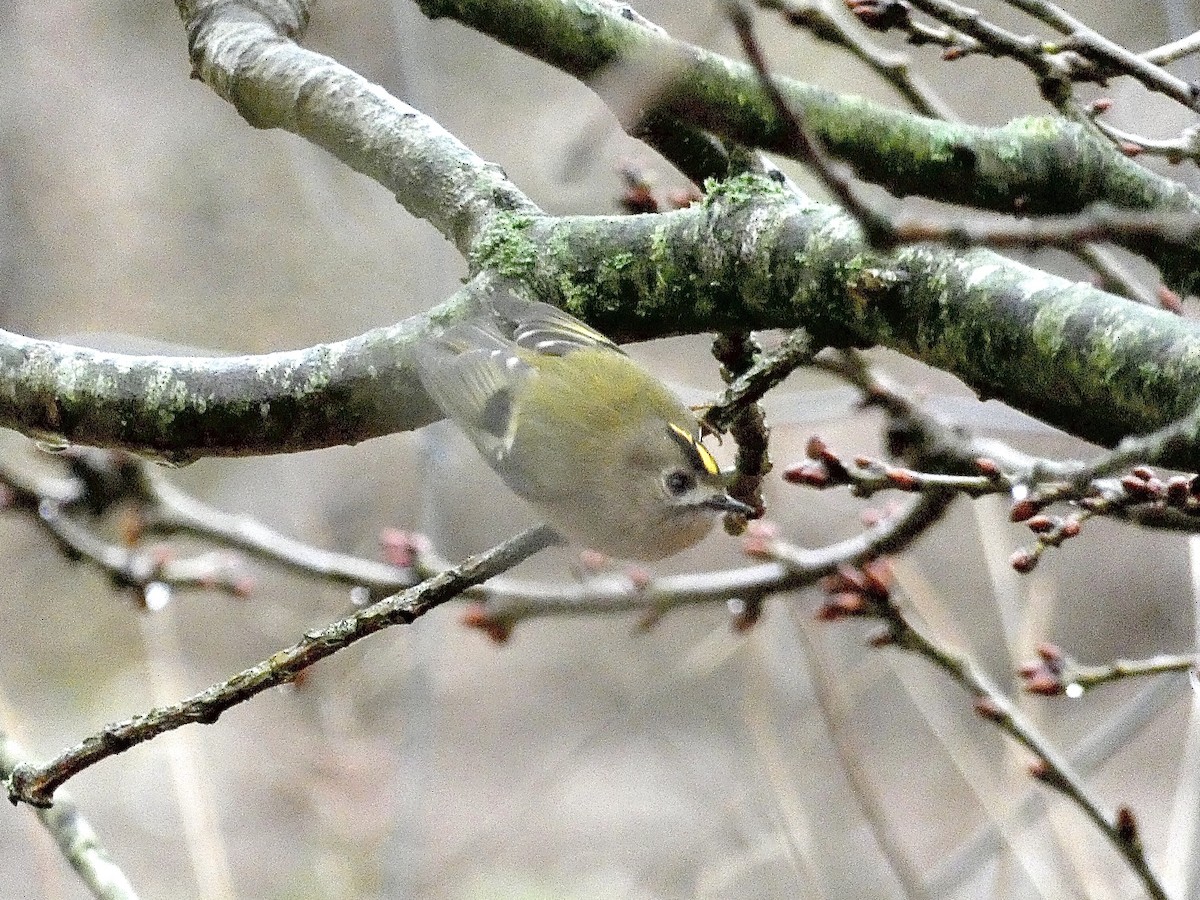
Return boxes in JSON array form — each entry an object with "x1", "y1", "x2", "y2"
[{"x1": 667, "y1": 422, "x2": 720, "y2": 477}]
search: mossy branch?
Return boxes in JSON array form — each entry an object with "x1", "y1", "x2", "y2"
[
  {"x1": 417, "y1": 0, "x2": 1200, "y2": 293},
  {"x1": 177, "y1": 0, "x2": 539, "y2": 253},
  {"x1": 5, "y1": 180, "x2": 1200, "y2": 467}
]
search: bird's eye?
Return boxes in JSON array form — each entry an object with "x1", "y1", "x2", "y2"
[{"x1": 664, "y1": 469, "x2": 696, "y2": 496}]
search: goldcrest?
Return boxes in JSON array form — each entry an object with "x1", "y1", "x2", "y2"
[{"x1": 414, "y1": 288, "x2": 753, "y2": 560}]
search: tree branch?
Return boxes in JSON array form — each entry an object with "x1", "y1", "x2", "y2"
[
  {"x1": 416, "y1": 0, "x2": 1200, "y2": 292},
  {"x1": 0, "y1": 729, "x2": 140, "y2": 899},
  {"x1": 176, "y1": 0, "x2": 539, "y2": 253},
  {"x1": 7, "y1": 179, "x2": 1200, "y2": 467},
  {"x1": 5, "y1": 523, "x2": 557, "y2": 808}
]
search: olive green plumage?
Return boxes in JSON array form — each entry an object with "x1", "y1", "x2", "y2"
[{"x1": 414, "y1": 288, "x2": 750, "y2": 560}]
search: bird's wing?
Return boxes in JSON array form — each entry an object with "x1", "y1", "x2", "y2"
[
  {"x1": 412, "y1": 315, "x2": 534, "y2": 471},
  {"x1": 414, "y1": 288, "x2": 626, "y2": 498},
  {"x1": 488, "y1": 290, "x2": 625, "y2": 357}
]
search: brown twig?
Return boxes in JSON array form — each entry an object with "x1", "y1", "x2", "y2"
[
  {"x1": 138, "y1": 466, "x2": 415, "y2": 599},
  {"x1": 5, "y1": 524, "x2": 557, "y2": 808},
  {"x1": 898, "y1": 0, "x2": 1083, "y2": 110},
  {"x1": 794, "y1": 551, "x2": 1169, "y2": 899},
  {"x1": 710, "y1": 332, "x2": 773, "y2": 540},
  {"x1": 759, "y1": 0, "x2": 957, "y2": 120},
  {"x1": 0, "y1": 456, "x2": 250, "y2": 601},
  {"x1": 468, "y1": 490, "x2": 953, "y2": 629},
  {"x1": 1000, "y1": 0, "x2": 1200, "y2": 112},
  {"x1": 726, "y1": 0, "x2": 897, "y2": 246},
  {"x1": 1021, "y1": 644, "x2": 1199, "y2": 696},
  {"x1": 891, "y1": 206, "x2": 1200, "y2": 252}
]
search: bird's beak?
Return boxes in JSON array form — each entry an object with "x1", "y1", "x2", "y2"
[{"x1": 703, "y1": 493, "x2": 758, "y2": 517}]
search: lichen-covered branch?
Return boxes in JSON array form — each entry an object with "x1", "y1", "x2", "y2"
[
  {"x1": 6, "y1": 177, "x2": 1200, "y2": 465},
  {"x1": 0, "y1": 316, "x2": 445, "y2": 462},
  {"x1": 469, "y1": 178, "x2": 1200, "y2": 465},
  {"x1": 417, "y1": 0, "x2": 1200, "y2": 292},
  {"x1": 176, "y1": 0, "x2": 538, "y2": 253},
  {"x1": 0, "y1": 1, "x2": 1134, "y2": 480}
]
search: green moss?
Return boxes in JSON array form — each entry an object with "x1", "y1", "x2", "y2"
[
  {"x1": 545, "y1": 223, "x2": 574, "y2": 271},
  {"x1": 470, "y1": 212, "x2": 538, "y2": 277},
  {"x1": 604, "y1": 251, "x2": 635, "y2": 272},
  {"x1": 647, "y1": 223, "x2": 674, "y2": 305},
  {"x1": 702, "y1": 172, "x2": 786, "y2": 206},
  {"x1": 556, "y1": 271, "x2": 593, "y2": 316}
]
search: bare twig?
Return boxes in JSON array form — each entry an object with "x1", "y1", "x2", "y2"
[
  {"x1": 36, "y1": 502, "x2": 249, "y2": 599},
  {"x1": 1071, "y1": 242, "x2": 1160, "y2": 307},
  {"x1": 901, "y1": 0, "x2": 1082, "y2": 109},
  {"x1": 5, "y1": 524, "x2": 557, "y2": 808},
  {"x1": 1087, "y1": 112, "x2": 1200, "y2": 164},
  {"x1": 0, "y1": 456, "x2": 250, "y2": 600},
  {"x1": 759, "y1": 0, "x2": 958, "y2": 120},
  {"x1": 1020, "y1": 644, "x2": 1198, "y2": 695},
  {"x1": 1144, "y1": 31, "x2": 1200, "y2": 68},
  {"x1": 1001, "y1": 0, "x2": 1200, "y2": 111},
  {"x1": 468, "y1": 490, "x2": 953, "y2": 629},
  {"x1": 710, "y1": 330, "x2": 774, "y2": 527},
  {"x1": 703, "y1": 329, "x2": 816, "y2": 433},
  {"x1": 138, "y1": 467, "x2": 415, "y2": 598},
  {"x1": 891, "y1": 206, "x2": 1200, "y2": 252},
  {"x1": 0, "y1": 728, "x2": 140, "y2": 900},
  {"x1": 929, "y1": 675, "x2": 1183, "y2": 892},
  {"x1": 893, "y1": 618, "x2": 1167, "y2": 899},
  {"x1": 789, "y1": 550, "x2": 1169, "y2": 899},
  {"x1": 726, "y1": 0, "x2": 897, "y2": 246}
]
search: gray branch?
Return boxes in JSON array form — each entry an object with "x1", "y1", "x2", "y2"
[
  {"x1": 0, "y1": 730, "x2": 140, "y2": 899},
  {"x1": 4, "y1": 180, "x2": 1200, "y2": 467}
]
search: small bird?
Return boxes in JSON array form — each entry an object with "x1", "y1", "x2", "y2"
[{"x1": 414, "y1": 287, "x2": 754, "y2": 560}]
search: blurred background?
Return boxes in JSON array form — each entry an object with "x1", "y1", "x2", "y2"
[{"x1": 0, "y1": 1, "x2": 1197, "y2": 898}]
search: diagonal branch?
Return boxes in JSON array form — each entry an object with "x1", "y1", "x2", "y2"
[
  {"x1": 177, "y1": 0, "x2": 539, "y2": 253},
  {"x1": 5, "y1": 523, "x2": 557, "y2": 808}
]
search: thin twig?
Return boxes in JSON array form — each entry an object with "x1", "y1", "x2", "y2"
[
  {"x1": 138, "y1": 467, "x2": 414, "y2": 598},
  {"x1": 710, "y1": 331, "x2": 774, "y2": 564},
  {"x1": 1071, "y1": 243, "x2": 1160, "y2": 307},
  {"x1": 0, "y1": 728, "x2": 141, "y2": 900},
  {"x1": 781, "y1": 543, "x2": 1170, "y2": 899},
  {"x1": 1144, "y1": 31, "x2": 1200, "y2": 68},
  {"x1": 1020, "y1": 648, "x2": 1199, "y2": 695},
  {"x1": 892, "y1": 206, "x2": 1200, "y2": 251},
  {"x1": 703, "y1": 329, "x2": 816, "y2": 432},
  {"x1": 0, "y1": 456, "x2": 251, "y2": 599},
  {"x1": 35, "y1": 502, "x2": 249, "y2": 598},
  {"x1": 759, "y1": 0, "x2": 958, "y2": 120},
  {"x1": 1001, "y1": 0, "x2": 1200, "y2": 111},
  {"x1": 726, "y1": 0, "x2": 897, "y2": 246},
  {"x1": 904, "y1": 0, "x2": 1081, "y2": 110},
  {"x1": 5, "y1": 524, "x2": 557, "y2": 808},
  {"x1": 473, "y1": 491, "x2": 953, "y2": 627},
  {"x1": 887, "y1": 613, "x2": 1168, "y2": 899},
  {"x1": 929, "y1": 676, "x2": 1183, "y2": 893}
]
